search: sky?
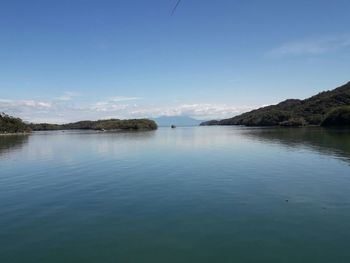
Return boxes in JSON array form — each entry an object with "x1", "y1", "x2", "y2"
[{"x1": 1, "y1": 0, "x2": 350, "y2": 123}]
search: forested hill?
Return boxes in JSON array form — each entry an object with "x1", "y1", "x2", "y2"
[
  {"x1": 0, "y1": 113, "x2": 31, "y2": 134},
  {"x1": 201, "y1": 82, "x2": 350, "y2": 127},
  {"x1": 29, "y1": 119, "x2": 158, "y2": 131},
  {"x1": 1, "y1": 114, "x2": 157, "y2": 134}
]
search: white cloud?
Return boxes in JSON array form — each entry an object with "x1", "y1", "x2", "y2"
[
  {"x1": 55, "y1": 91, "x2": 80, "y2": 101},
  {"x1": 268, "y1": 34, "x2": 350, "y2": 57},
  {"x1": 91, "y1": 96, "x2": 140, "y2": 112},
  {"x1": 93, "y1": 102, "x2": 131, "y2": 112},
  {"x1": 129, "y1": 104, "x2": 253, "y2": 120},
  {"x1": 110, "y1": 96, "x2": 140, "y2": 102},
  {"x1": 90, "y1": 101, "x2": 245, "y2": 120},
  {"x1": 0, "y1": 95, "x2": 253, "y2": 123},
  {"x1": 0, "y1": 99, "x2": 52, "y2": 109}
]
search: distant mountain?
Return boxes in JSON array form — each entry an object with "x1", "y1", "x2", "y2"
[
  {"x1": 201, "y1": 81, "x2": 350, "y2": 127},
  {"x1": 152, "y1": 116, "x2": 204, "y2": 127}
]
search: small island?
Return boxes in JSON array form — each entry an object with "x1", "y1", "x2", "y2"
[
  {"x1": 201, "y1": 81, "x2": 350, "y2": 127},
  {"x1": 29, "y1": 119, "x2": 158, "y2": 131},
  {"x1": 1, "y1": 113, "x2": 157, "y2": 134}
]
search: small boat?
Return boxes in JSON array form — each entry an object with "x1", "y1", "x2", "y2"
[{"x1": 171, "y1": 125, "x2": 176, "y2": 128}]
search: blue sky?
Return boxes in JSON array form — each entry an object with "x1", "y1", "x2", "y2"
[{"x1": 1, "y1": 0, "x2": 350, "y2": 123}]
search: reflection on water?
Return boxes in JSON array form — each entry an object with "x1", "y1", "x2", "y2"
[
  {"x1": 242, "y1": 127, "x2": 350, "y2": 163},
  {"x1": 1, "y1": 127, "x2": 350, "y2": 263},
  {"x1": 0, "y1": 135, "x2": 29, "y2": 157}
]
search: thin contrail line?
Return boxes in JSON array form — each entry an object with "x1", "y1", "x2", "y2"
[{"x1": 171, "y1": 0, "x2": 182, "y2": 16}]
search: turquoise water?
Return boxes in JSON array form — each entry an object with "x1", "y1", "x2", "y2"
[{"x1": 1, "y1": 127, "x2": 350, "y2": 262}]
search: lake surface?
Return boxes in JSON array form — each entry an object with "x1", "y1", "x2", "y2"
[{"x1": 1, "y1": 126, "x2": 350, "y2": 263}]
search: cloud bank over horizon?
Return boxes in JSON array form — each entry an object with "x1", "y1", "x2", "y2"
[{"x1": 0, "y1": 93, "x2": 255, "y2": 123}]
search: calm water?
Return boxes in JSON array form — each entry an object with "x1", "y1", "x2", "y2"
[{"x1": 1, "y1": 127, "x2": 350, "y2": 263}]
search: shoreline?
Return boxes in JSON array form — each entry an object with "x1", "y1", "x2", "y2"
[{"x1": 0, "y1": 132, "x2": 31, "y2": 136}]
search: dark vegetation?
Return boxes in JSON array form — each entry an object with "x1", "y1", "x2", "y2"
[
  {"x1": 1, "y1": 113, "x2": 157, "y2": 134},
  {"x1": 321, "y1": 106, "x2": 350, "y2": 126},
  {"x1": 0, "y1": 113, "x2": 31, "y2": 134},
  {"x1": 201, "y1": 81, "x2": 350, "y2": 127},
  {"x1": 29, "y1": 119, "x2": 158, "y2": 131}
]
